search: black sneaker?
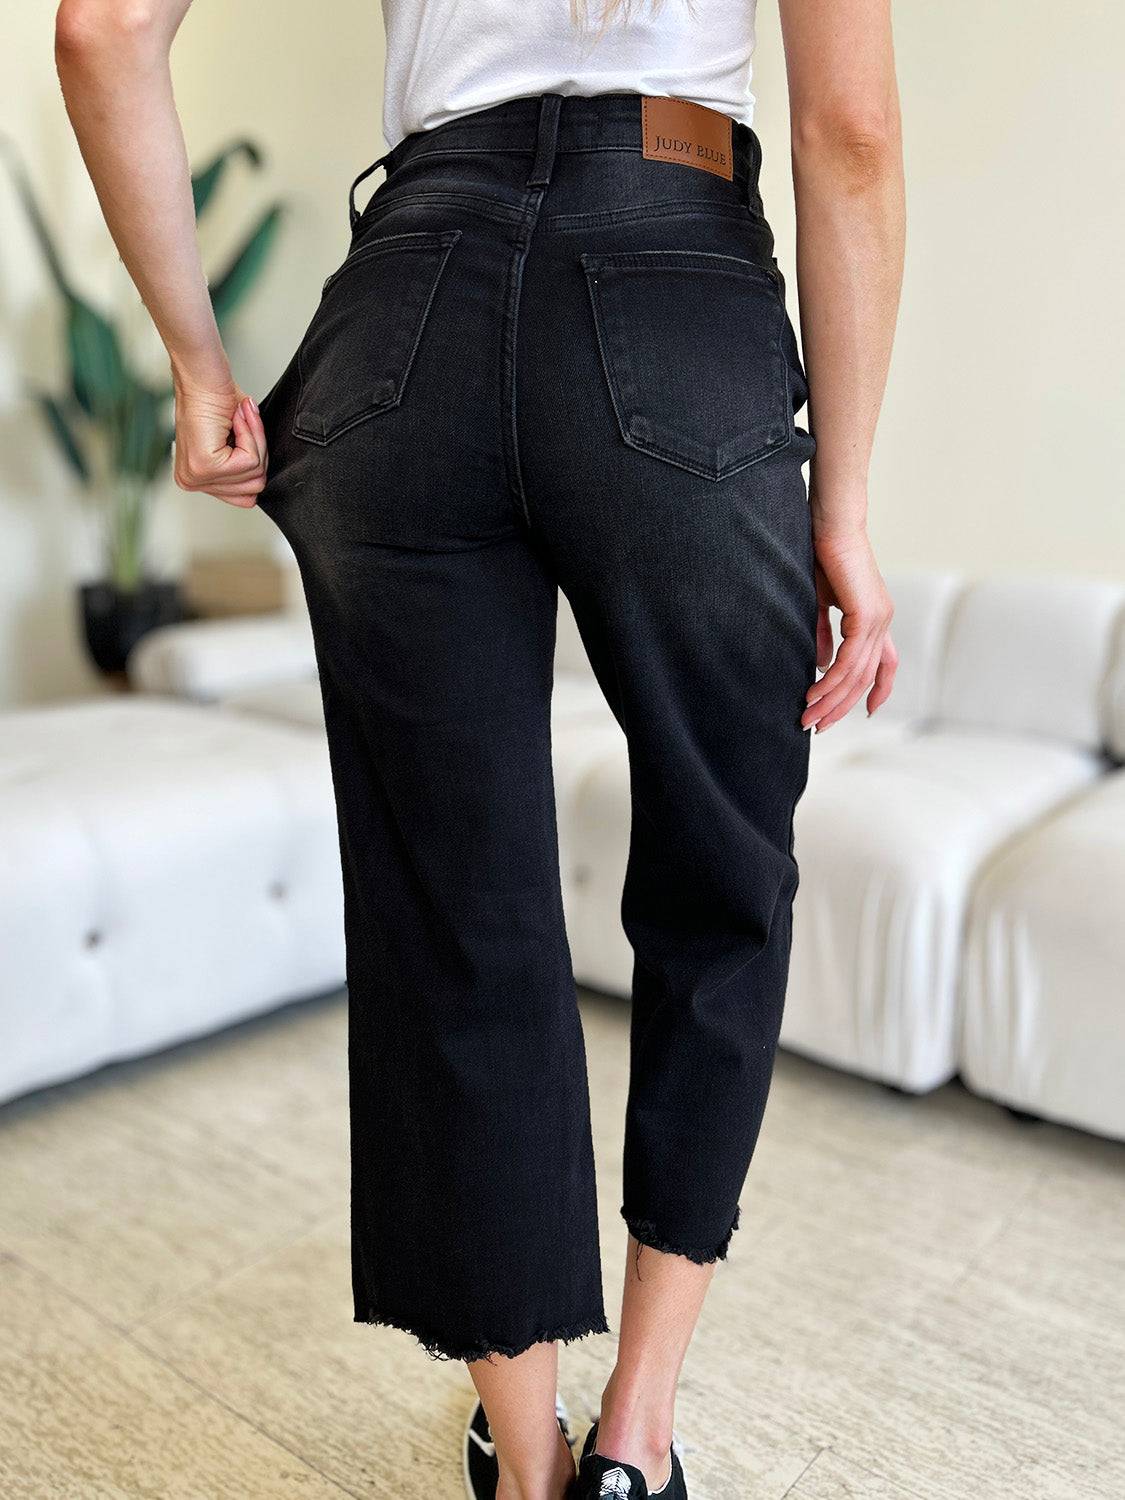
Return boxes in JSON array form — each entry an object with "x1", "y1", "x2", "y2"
[
  {"x1": 464, "y1": 1394, "x2": 577, "y2": 1499},
  {"x1": 572, "y1": 1420, "x2": 687, "y2": 1499}
]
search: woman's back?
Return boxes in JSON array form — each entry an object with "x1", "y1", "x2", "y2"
[{"x1": 380, "y1": 0, "x2": 759, "y2": 147}]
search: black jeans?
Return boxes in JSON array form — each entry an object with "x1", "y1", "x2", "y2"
[{"x1": 257, "y1": 93, "x2": 817, "y2": 1362}]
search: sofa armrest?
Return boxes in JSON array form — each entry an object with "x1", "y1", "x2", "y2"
[{"x1": 128, "y1": 612, "x2": 318, "y2": 702}]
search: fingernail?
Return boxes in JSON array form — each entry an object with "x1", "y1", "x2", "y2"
[
  {"x1": 804, "y1": 721, "x2": 816, "y2": 733},
  {"x1": 249, "y1": 396, "x2": 259, "y2": 413}
]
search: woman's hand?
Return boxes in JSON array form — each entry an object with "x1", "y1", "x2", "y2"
[
  {"x1": 173, "y1": 380, "x2": 269, "y2": 507},
  {"x1": 803, "y1": 522, "x2": 897, "y2": 732}
]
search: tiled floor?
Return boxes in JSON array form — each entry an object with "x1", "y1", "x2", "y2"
[{"x1": 1, "y1": 989, "x2": 1122, "y2": 1498}]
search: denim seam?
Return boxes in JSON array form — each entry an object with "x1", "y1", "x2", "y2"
[
  {"x1": 358, "y1": 191, "x2": 526, "y2": 231},
  {"x1": 498, "y1": 192, "x2": 547, "y2": 526},
  {"x1": 542, "y1": 200, "x2": 752, "y2": 231},
  {"x1": 583, "y1": 250, "x2": 782, "y2": 291},
  {"x1": 319, "y1": 228, "x2": 461, "y2": 297},
  {"x1": 620, "y1": 429, "x2": 794, "y2": 483},
  {"x1": 397, "y1": 142, "x2": 645, "y2": 162}
]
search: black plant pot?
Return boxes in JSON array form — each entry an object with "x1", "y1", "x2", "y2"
[{"x1": 79, "y1": 578, "x2": 188, "y2": 677}]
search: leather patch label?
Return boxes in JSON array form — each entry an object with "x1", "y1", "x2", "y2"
[{"x1": 641, "y1": 96, "x2": 734, "y2": 180}]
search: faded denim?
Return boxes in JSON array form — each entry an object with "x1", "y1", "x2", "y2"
[{"x1": 256, "y1": 93, "x2": 817, "y2": 1362}]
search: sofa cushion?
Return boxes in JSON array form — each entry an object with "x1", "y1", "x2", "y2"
[
  {"x1": 222, "y1": 678, "x2": 328, "y2": 729},
  {"x1": 934, "y1": 577, "x2": 1124, "y2": 750},
  {"x1": 129, "y1": 612, "x2": 318, "y2": 702},
  {"x1": 960, "y1": 770, "x2": 1125, "y2": 1139},
  {"x1": 0, "y1": 699, "x2": 343, "y2": 1104},
  {"x1": 553, "y1": 719, "x2": 627, "y2": 910},
  {"x1": 552, "y1": 669, "x2": 615, "y2": 728},
  {"x1": 563, "y1": 748, "x2": 634, "y2": 997},
  {"x1": 782, "y1": 728, "x2": 1102, "y2": 1091},
  {"x1": 806, "y1": 713, "x2": 916, "y2": 776}
]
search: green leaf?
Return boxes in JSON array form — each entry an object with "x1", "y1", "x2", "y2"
[
  {"x1": 32, "y1": 389, "x2": 90, "y2": 483},
  {"x1": 208, "y1": 203, "x2": 282, "y2": 325},
  {"x1": 0, "y1": 135, "x2": 76, "y2": 302},
  {"x1": 68, "y1": 298, "x2": 129, "y2": 419},
  {"x1": 192, "y1": 139, "x2": 263, "y2": 218},
  {"x1": 0, "y1": 137, "x2": 132, "y2": 422},
  {"x1": 113, "y1": 382, "x2": 167, "y2": 479}
]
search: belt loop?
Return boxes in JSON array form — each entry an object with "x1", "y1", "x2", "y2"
[
  {"x1": 527, "y1": 93, "x2": 563, "y2": 188},
  {"x1": 349, "y1": 150, "x2": 392, "y2": 231}
]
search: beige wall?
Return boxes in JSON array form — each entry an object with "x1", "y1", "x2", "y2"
[
  {"x1": 2, "y1": 0, "x2": 1123, "y2": 705},
  {"x1": 753, "y1": 0, "x2": 1125, "y2": 580},
  {"x1": 0, "y1": 0, "x2": 381, "y2": 705}
]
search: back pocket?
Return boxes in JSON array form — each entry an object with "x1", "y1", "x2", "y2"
[
  {"x1": 292, "y1": 229, "x2": 460, "y2": 446},
  {"x1": 581, "y1": 249, "x2": 792, "y2": 480}
]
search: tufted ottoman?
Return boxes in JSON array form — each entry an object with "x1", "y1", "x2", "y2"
[{"x1": 0, "y1": 697, "x2": 344, "y2": 1104}]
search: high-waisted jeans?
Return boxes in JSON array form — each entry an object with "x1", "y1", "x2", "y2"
[{"x1": 256, "y1": 92, "x2": 817, "y2": 1362}]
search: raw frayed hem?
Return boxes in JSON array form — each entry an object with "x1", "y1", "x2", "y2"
[
  {"x1": 353, "y1": 1304, "x2": 610, "y2": 1364},
  {"x1": 622, "y1": 1205, "x2": 741, "y2": 1267}
]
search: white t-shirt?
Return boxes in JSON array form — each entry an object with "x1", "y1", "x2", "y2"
[{"x1": 380, "y1": 0, "x2": 758, "y2": 148}]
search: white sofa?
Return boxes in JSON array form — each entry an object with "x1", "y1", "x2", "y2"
[
  {"x1": 956, "y1": 615, "x2": 1125, "y2": 1140},
  {"x1": 786, "y1": 575, "x2": 1124, "y2": 1094},
  {"x1": 6, "y1": 571, "x2": 1122, "y2": 1140},
  {"x1": 0, "y1": 697, "x2": 343, "y2": 1102}
]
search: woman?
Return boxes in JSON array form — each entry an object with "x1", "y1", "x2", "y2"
[{"x1": 56, "y1": 0, "x2": 902, "y2": 1495}]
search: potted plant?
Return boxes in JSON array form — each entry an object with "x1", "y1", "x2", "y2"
[{"x1": 1, "y1": 137, "x2": 282, "y2": 675}]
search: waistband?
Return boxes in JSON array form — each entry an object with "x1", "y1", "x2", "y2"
[{"x1": 350, "y1": 93, "x2": 762, "y2": 228}]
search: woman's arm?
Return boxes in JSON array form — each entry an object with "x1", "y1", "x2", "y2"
[
  {"x1": 777, "y1": 0, "x2": 905, "y2": 729},
  {"x1": 55, "y1": 0, "x2": 267, "y2": 505}
]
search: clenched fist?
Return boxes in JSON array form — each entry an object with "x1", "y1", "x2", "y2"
[{"x1": 173, "y1": 380, "x2": 269, "y2": 507}]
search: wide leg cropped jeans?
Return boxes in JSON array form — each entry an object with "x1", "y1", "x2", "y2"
[{"x1": 256, "y1": 93, "x2": 818, "y2": 1362}]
